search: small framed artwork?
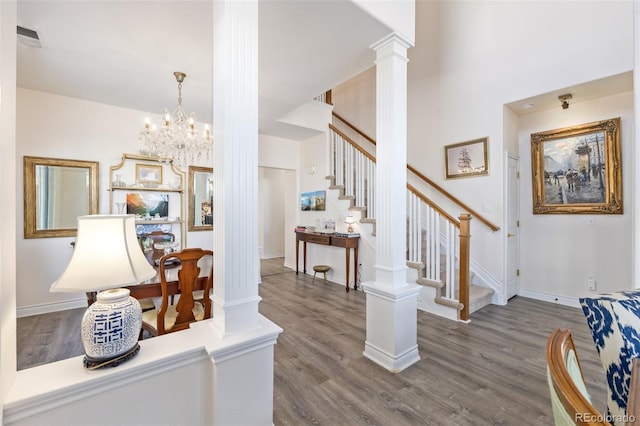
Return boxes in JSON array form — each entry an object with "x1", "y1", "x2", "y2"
[
  {"x1": 445, "y1": 137, "x2": 489, "y2": 179},
  {"x1": 301, "y1": 190, "x2": 326, "y2": 211},
  {"x1": 531, "y1": 117, "x2": 622, "y2": 214},
  {"x1": 136, "y1": 163, "x2": 163, "y2": 184}
]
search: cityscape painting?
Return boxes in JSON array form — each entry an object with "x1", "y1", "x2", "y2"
[{"x1": 530, "y1": 117, "x2": 622, "y2": 214}]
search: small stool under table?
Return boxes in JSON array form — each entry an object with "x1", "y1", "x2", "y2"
[{"x1": 312, "y1": 265, "x2": 331, "y2": 285}]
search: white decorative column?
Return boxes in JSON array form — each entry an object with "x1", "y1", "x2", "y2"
[
  {"x1": 212, "y1": 0, "x2": 261, "y2": 335},
  {"x1": 362, "y1": 33, "x2": 421, "y2": 373},
  {"x1": 209, "y1": 2, "x2": 282, "y2": 425}
]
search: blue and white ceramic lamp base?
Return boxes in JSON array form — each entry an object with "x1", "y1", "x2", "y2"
[{"x1": 81, "y1": 288, "x2": 142, "y2": 369}]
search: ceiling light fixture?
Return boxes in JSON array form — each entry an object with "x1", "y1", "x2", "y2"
[
  {"x1": 139, "y1": 72, "x2": 212, "y2": 170},
  {"x1": 558, "y1": 93, "x2": 572, "y2": 110}
]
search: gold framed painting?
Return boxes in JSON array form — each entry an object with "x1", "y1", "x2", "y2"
[
  {"x1": 444, "y1": 137, "x2": 489, "y2": 179},
  {"x1": 136, "y1": 163, "x2": 163, "y2": 185},
  {"x1": 530, "y1": 117, "x2": 622, "y2": 214}
]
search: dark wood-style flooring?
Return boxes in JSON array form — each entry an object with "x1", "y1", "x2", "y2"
[{"x1": 17, "y1": 258, "x2": 607, "y2": 425}]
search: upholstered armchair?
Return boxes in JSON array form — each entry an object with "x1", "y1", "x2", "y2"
[
  {"x1": 546, "y1": 329, "x2": 608, "y2": 426},
  {"x1": 580, "y1": 291, "x2": 640, "y2": 425}
]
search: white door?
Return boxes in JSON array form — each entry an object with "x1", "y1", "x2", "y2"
[{"x1": 506, "y1": 154, "x2": 520, "y2": 299}]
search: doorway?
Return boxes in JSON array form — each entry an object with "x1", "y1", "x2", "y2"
[
  {"x1": 505, "y1": 154, "x2": 520, "y2": 299},
  {"x1": 258, "y1": 167, "x2": 296, "y2": 260}
]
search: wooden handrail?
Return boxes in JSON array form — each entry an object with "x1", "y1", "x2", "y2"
[
  {"x1": 407, "y1": 165, "x2": 500, "y2": 232},
  {"x1": 328, "y1": 124, "x2": 377, "y2": 163},
  {"x1": 330, "y1": 115, "x2": 499, "y2": 232},
  {"x1": 332, "y1": 112, "x2": 377, "y2": 146},
  {"x1": 407, "y1": 184, "x2": 459, "y2": 228}
]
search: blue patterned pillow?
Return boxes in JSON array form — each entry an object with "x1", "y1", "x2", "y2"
[{"x1": 580, "y1": 291, "x2": 640, "y2": 425}]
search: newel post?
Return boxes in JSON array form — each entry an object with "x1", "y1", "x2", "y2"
[{"x1": 458, "y1": 213, "x2": 472, "y2": 321}]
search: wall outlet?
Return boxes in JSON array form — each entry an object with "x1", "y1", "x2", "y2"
[{"x1": 587, "y1": 276, "x2": 597, "y2": 291}]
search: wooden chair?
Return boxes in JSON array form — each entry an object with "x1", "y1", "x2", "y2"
[
  {"x1": 141, "y1": 248, "x2": 213, "y2": 337},
  {"x1": 135, "y1": 231, "x2": 177, "y2": 312},
  {"x1": 546, "y1": 328, "x2": 610, "y2": 425}
]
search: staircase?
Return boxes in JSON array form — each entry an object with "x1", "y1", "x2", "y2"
[{"x1": 326, "y1": 111, "x2": 499, "y2": 322}]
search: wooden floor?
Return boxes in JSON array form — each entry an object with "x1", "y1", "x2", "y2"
[{"x1": 17, "y1": 258, "x2": 607, "y2": 425}]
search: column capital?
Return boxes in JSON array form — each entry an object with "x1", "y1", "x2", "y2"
[{"x1": 370, "y1": 31, "x2": 414, "y2": 52}]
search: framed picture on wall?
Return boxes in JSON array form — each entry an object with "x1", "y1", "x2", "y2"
[
  {"x1": 444, "y1": 137, "x2": 489, "y2": 179},
  {"x1": 530, "y1": 117, "x2": 622, "y2": 214},
  {"x1": 300, "y1": 190, "x2": 326, "y2": 211}
]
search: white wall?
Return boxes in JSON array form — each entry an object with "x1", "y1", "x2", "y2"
[
  {"x1": 333, "y1": 67, "x2": 376, "y2": 139},
  {"x1": 519, "y1": 92, "x2": 634, "y2": 303},
  {"x1": 1, "y1": 0, "x2": 18, "y2": 402},
  {"x1": 16, "y1": 88, "x2": 198, "y2": 314},
  {"x1": 332, "y1": 0, "x2": 634, "y2": 303},
  {"x1": 411, "y1": 0, "x2": 633, "y2": 291}
]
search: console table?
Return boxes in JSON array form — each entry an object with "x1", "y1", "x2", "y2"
[{"x1": 295, "y1": 231, "x2": 359, "y2": 292}]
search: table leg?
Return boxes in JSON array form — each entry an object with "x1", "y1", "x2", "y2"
[
  {"x1": 353, "y1": 247, "x2": 358, "y2": 291},
  {"x1": 295, "y1": 239, "x2": 299, "y2": 275},
  {"x1": 303, "y1": 242, "x2": 307, "y2": 275},
  {"x1": 345, "y1": 247, "x2": 350, "y2": 292}
]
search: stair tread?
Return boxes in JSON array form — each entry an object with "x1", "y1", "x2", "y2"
[{"x1": 469, "y1": 285, "x2": 494, "y2": 299}]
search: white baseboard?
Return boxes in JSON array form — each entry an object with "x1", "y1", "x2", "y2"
[
  {"x1": 518, "y1": 288, "x2": 581, "y2": 309},
  {"x1": 261, "y1": 253, "x2": 285, "y2": 259},
  {"x1": 17, "y1": 298, "x2": 87, "y2": 318}
]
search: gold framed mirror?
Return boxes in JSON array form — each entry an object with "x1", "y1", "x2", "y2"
[
  {"x1": 188, "y1": 166, "x2": 213, "y2": 231},
  {"x1": 24, "y1": 156, "x2": 99, "y2": 238}
]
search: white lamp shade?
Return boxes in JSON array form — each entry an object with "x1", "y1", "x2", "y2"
[
  {"x1": 50, "y1": 215, "x2": 156, "y2": 293},
  {"x1": 344, "y1": 216, "x2": 355, "y2": 224}
]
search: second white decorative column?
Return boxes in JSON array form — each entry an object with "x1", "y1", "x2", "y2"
[
  {"x1": 362, "y1": 33, "x2": 421, "y2": 373},
  {"x1": 209, "y1": 2, "x2": 282, "y2": 424}
]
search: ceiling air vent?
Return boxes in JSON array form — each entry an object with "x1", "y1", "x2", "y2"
[{"x1": 17, "y1": 25, "x2": 43, "y2": 48}]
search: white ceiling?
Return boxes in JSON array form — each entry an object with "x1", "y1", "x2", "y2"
[
  {"x1": 16, "y1": 0, "x2": 392, "y2": 140},
  {"x1": 505, "y1": 71, "x2": 634, "y2": 116},
  {"x1": 21, "y1": 1, "x2": 629, "y2": 138}
]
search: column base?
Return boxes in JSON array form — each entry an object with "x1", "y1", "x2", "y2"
[
  {"x1": 363, "y1": 341, "x2": 420, "y2": 373},
  {"x1": 362, "y1": 281, "x2": 421, "y2": 373}
]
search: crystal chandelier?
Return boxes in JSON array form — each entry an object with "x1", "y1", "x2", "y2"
[{"x1": 139, "y1": 71, "x2": 212, "y2": 170}]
